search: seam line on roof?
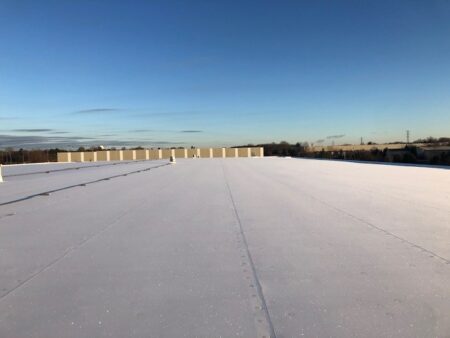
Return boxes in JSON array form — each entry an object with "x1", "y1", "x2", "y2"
[
  {"x1": 3, "y1": 159, "x2": 148, "y2": 178},
  {"x1": 222, "y1": 162, "x2": 277, "y2": 338},
  {"x1": 260, "y1": 166, "x2": 450, "y2": 266},
  {"x1": 0, "y1": 162, "x2": 180, "y2": 302},
  {"x1": 0, "y1": 162, "x2": 170, "y2": 207},
  {"x1": 0, "y1": 170, "x2": 172, "y2": 302},
  {"x1": 322, "y1": 201, "x2": 450, "y2": 265},
  {"x1": 0, "y1": 208, "x2": 132, "y2": 302}
]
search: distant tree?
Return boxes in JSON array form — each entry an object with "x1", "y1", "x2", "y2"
[
  {"x1": 442, "y1": 152, "x2": 450, "y2": 165},
  {"x1": 430, "y1": 156, "x2": 440, "y2": 164},
  {"x1": 414, "y1": 136, "x2": 438, "y2": 144},
  {"x1": 405, "y1": 145, "x2": 418, "y2": 157},
  {"x1": 402, "y1": 152, "x2": 417, "y2": 163},
  {"x1": 90, "y1": 146, "x2": 103, "y2": 151}
]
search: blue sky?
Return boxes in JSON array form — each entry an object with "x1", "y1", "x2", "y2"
[{"x1": 1, "y1": 0, "x2": 450, "y2": 149}]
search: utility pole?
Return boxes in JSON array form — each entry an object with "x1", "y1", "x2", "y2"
[
  {"x1": 406, "y1": 130, "x2": 410, "y2": 144},
  {"x1": 360, "y1": 137, "x2": 364, "y2": 145}
]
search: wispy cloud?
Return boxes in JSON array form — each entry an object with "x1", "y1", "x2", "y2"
[
  {"x1": 131, "y1": 111, "x2": 202, "y2": 119},
  {"x1": 72, "y1": 108, "x2": 120, "y2": 115},
  {"x1": 12, "y1": 129, "x2": 54, "y2": 132},
  {"x1": 326, "y1": 134, "x2": 345, "y2": 139},
  {"x1": 130, "y1": 129, "x2": 152, "y2": 133},
  {"x1": 150, "y1": 141, "x2": 184, "y2": 145},
  {"x1": 0, "y1": 134, "x2": 184, "y2": 150},
  {"x1": 315, "y1": 139, "x2": 325, "y2": 143},
  {"x1": 129, "y1": 129, "x2": 204, "y2": 133},
  {"x1": 0, "y1": 134, "x2": 91, "y2": 149}
]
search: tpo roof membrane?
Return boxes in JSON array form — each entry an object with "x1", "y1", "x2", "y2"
[{"x1": 0, "y1": 158, "x2": 449, "y2": 337}]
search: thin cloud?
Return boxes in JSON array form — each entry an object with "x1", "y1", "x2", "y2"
[
  {"x1": 151, "y1": 141, "x2": 185, "y2": 145},
  {"x1": 315, "y1": 139, "x2": 325, "y2": 143},
  {"x1": 0, "y1": 134, "x2": 92, "y2": 149},
  {"x1": 0, "y1": 134, "x2": 184, "y2": 150},
  {"x1": 129, "y1": 129, "x2": 203, "y2": 133},
  {"x1": 326, "y1": 134, "x2": 345, "y2": 139},
  {"x1": 130, "y1": 129, "x2": 152, "y2": 133},
  {"x1": 12, "y1": 129, "x2": 54, "y2": 132},
  {"x1": 72, "y1": 108, "x2": 120, "y2": 115},
  {"x1": 131, "y1": 111, "x2": 202, "y2": 119}
]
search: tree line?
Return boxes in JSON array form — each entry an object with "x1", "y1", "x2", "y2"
[
  {"x1": 237, "y1": 139, "x2": 450, "y2": 166},
  {"x1": 1, "y1": 138, "x2": 449, "y2": 165},
  {"x1": 0, "y1": 148, "x2": 60, "y2": 164}
]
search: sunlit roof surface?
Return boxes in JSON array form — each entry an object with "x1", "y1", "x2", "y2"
[{"x1": 1, "y1": 158, "x2": 449, "y2": 337}]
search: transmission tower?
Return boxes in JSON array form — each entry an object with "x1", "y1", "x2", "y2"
[{"x1": 406, "y1": 130, "x2": 410, "y2": 144}]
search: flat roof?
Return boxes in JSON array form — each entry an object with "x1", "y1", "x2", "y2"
[{"x1": 1, "y1": 158, "x2": 449, "y2": 337}]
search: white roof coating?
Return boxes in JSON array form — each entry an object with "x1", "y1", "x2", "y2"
[{"x1": 0, "y1": 158, "x2": 449, "y2": 337}]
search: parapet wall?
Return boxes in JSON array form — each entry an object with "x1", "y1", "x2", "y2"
[{"x1": 57, "y1": 147, "x2": 264, "y2": 162}]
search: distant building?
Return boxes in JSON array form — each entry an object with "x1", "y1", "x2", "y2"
[
  {"x1": 417, "y1": 146, "x2": 450, "y2": 161},
  {"x1": 385, "y1": 149, "x2": 410, "y2": 162}
]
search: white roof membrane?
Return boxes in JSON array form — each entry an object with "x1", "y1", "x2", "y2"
[{"x1": 0, "y1": 158, "x2": 449, "y2": 337}]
